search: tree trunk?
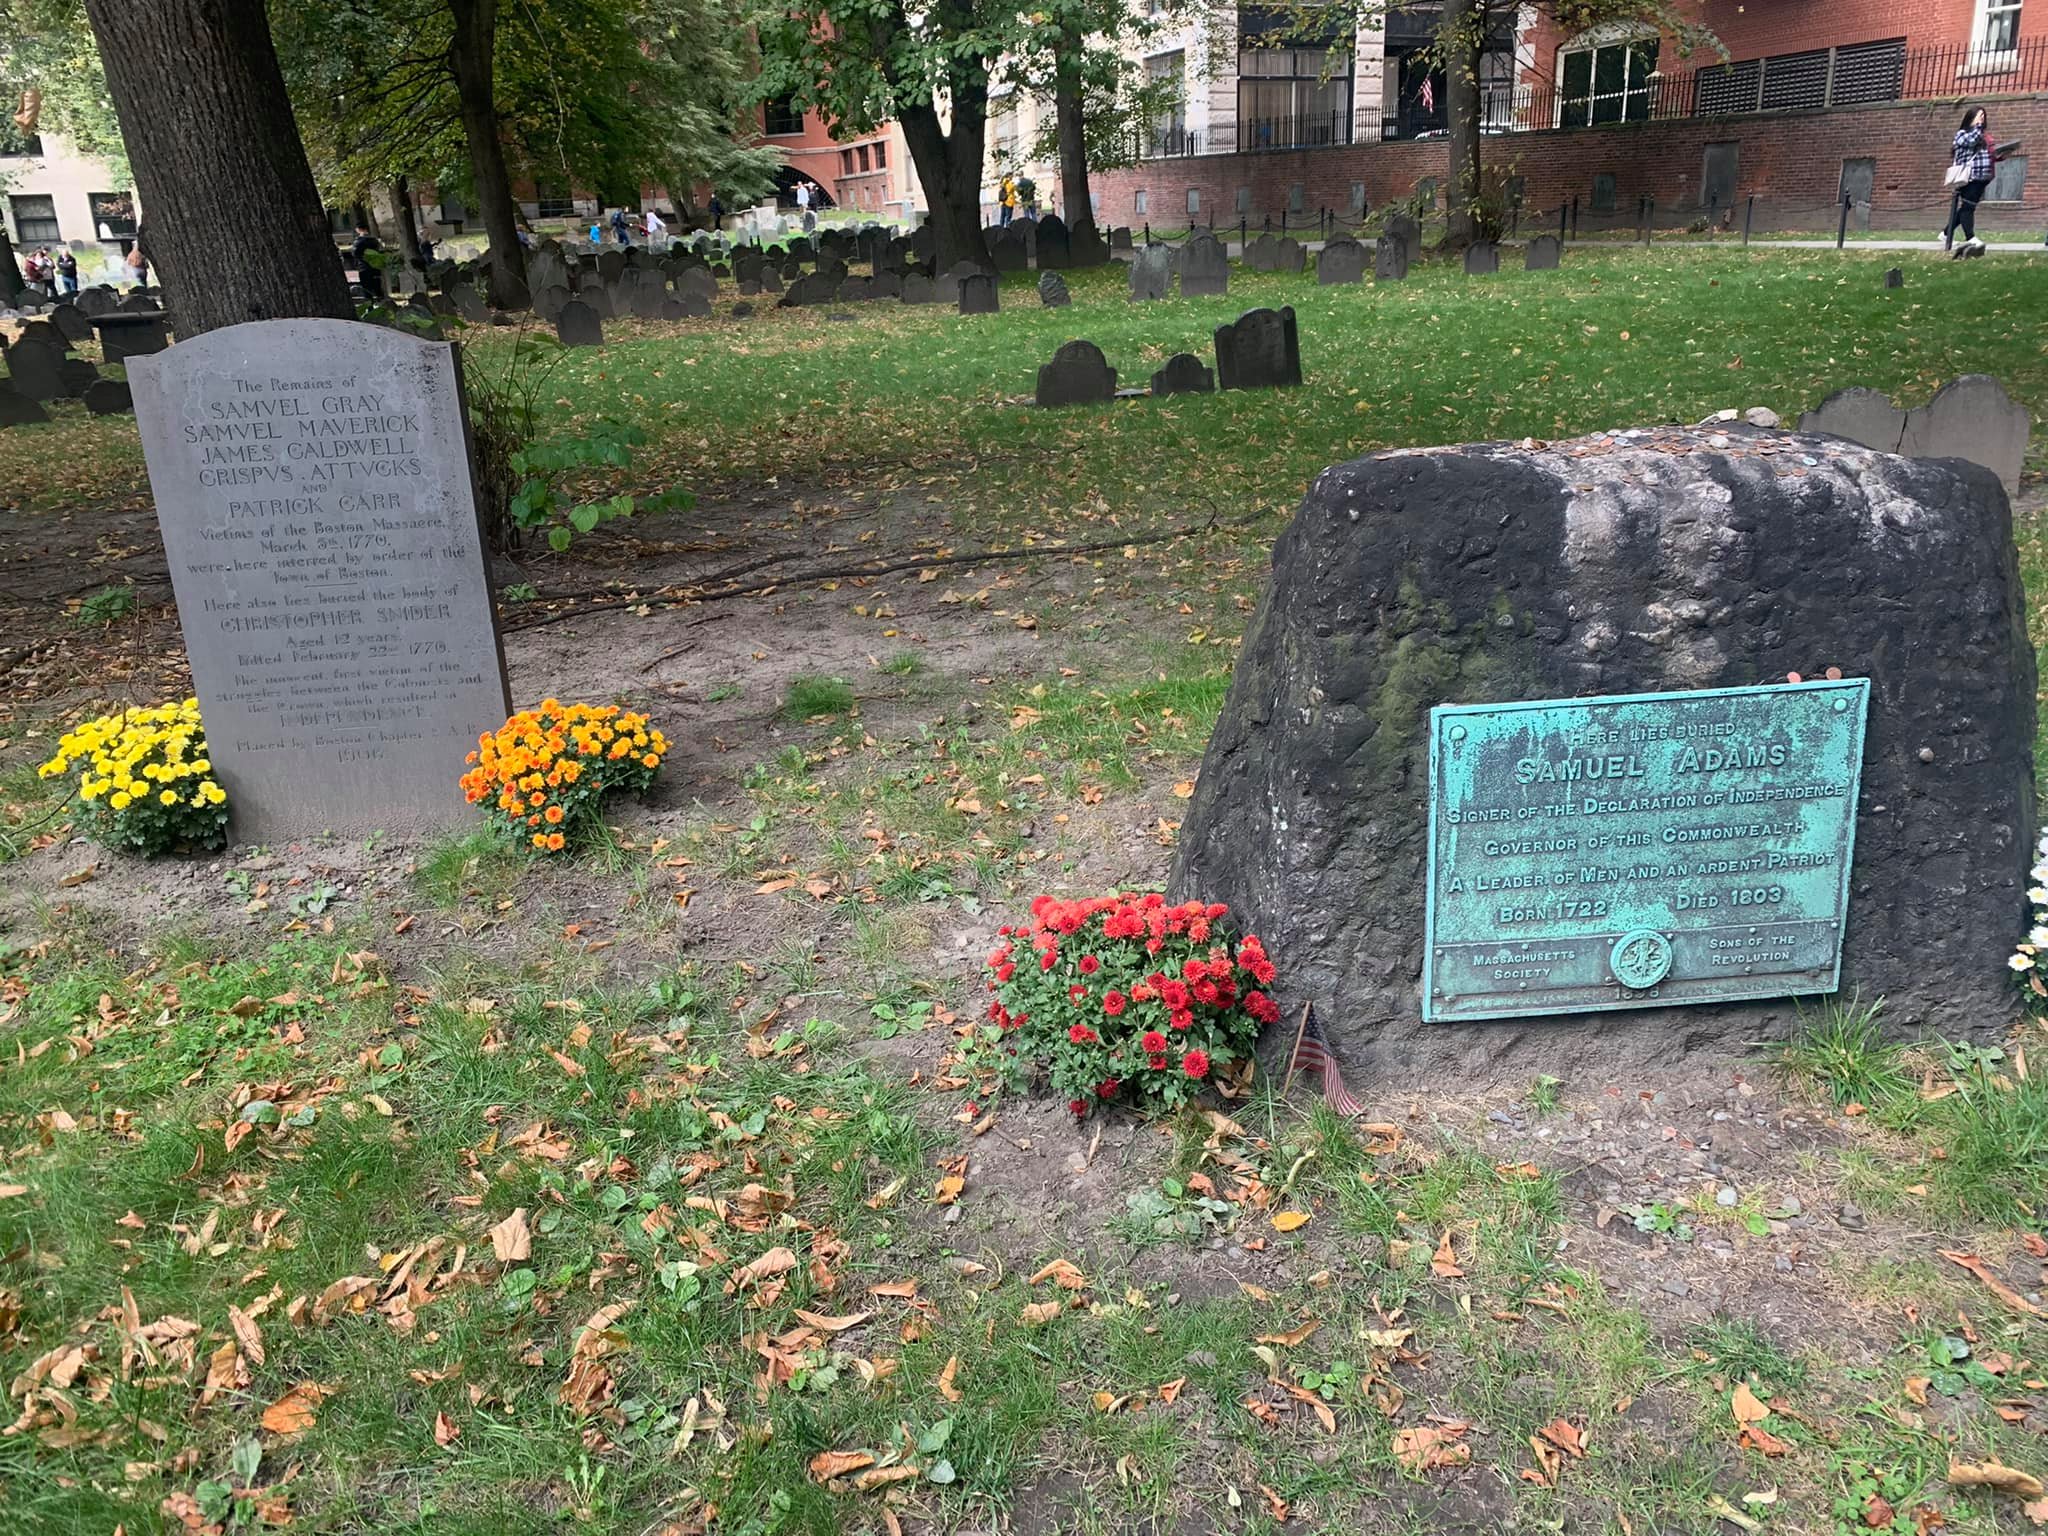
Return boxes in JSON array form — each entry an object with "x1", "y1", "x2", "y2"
[
  {"x1": 1442, "y1": 0, "x2": 1481, "y2": 248},
  {"x1": 898, "y1": 100, "x2": 990, "y2": 271},
  {"x1": 78, "y1": 0, "x2": 352, "y2": 336},
  {"x1": 1053, "y1": 25, "x2": 1095, "y2": 236},
  {"x1": 382, "y1": 178, "x2": 423, "y2": 268},
  {"x1": 0, "y1": 225, "x2": 23, "y2": 304},
  {"x1": 447, "y1": 0, "x2": 528, "y2": 310}
]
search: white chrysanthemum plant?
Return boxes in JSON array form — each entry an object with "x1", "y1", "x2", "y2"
[{"x1": 2008, "y1": 831, "x2": 2048, "y2": 998}]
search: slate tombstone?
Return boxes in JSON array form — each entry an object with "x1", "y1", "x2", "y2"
[
  {"x1": 3, "y1": 336, "x2": 66, "y2": 401},
  {"x1": 990, "y1": 228, "x2": 1030, "y2": 273},
  {"x1": 60, "y1": 356, "x2": 101, "y2": 397},
  {"x1": 82, "y1": 377, "x2": 132, "y2": 416},
  {"x1": 659, "y1": 297, "x2": 689, "y2": 322},
  {"x1": 936, "y1": 262, "x2": 982, "y2": 305},
  {"x1": 0, "y1": 384, "x2": 49, "y2": 427},
  {"x1": 49, "y1": 304, "x2": 93, "y2": 346},
  {"x1": 1129, "y1": 245, "x2": 1172, "y2": 302},
  {"x1": 908, "y1": 225, "x2": 938, "y2": 264},
  {"x1": 534, "y1": 283, "x2": 573, "y2": 323},
  {"x1": 840, "y1": 275, "x2": 873, "y2": 303},
  {"x1": 1178, "y1": 233, "x2": 1229, "y2": 298},
  {"x1": 1150, "y1": 352, "x2": 1214, "y2": 397},
  {"x1": 631, "y1": 280, "x2": 668, "y2": 320},
  {"x1": 1110, "y1": 226, "x2": 1134, "y2": 251},
  {"x1": 1374, "y1": 233, "x2": 1410, "y2": 281},
  {"x1": 1383, "y1": 211, "x2": 1421, "y2": 254},
  {"x1": 957, "y1": 272, "x2": 1000, "y2": 315},
  {"x1": 127, "y1": 318, "x2": 511, "y2": 841},
  {"x1": 17, "y1": 318, "x2": 67, "y2": 352},
  {"x1": 528, "y1": 247, "x2": 569, "y2": 294},
  {"x1": 450, "y1": 282, "x2": 488, "y2": 325},
  {"x1": 1038, "y1": 271, "x2": 1070, "y2": 308},
  {"x1": 75, "y1": 287, "x2": 118, "y2": 318},
  {"x1": 556, "y1": 299, "x2": 604, "y2": 346},
  {"x1": 869, "y1": 270, "x2": 903, "y2": 301},
  {"x1": 779, "y1": 272, "x2": 841, "y2": 308},
  {"x1": 1213, "y1": 306, "x2": 1302, "y2": 392},
  {"x1": 1463, "y1": 240, "x2": 1500, "y2": 275},
  {"x1": 597, "y1": 249, "x2": 626, "y2": 282},
  {"x1": 901, "y1": 272, "x2": 937, "y2": 306},
  {"x1": 760, "y1": 268, "x2": 784, "y2": 295},
  {"x1": 1174, "y1": 426, "x2": 2035, "y2": 1080},
  {"x1": 738, "y1": 278, "x2": 762, "y2": 297},
  {"x1": 1069, "y1": 222, "x2": 1109, "y2": 268},
  {"x1": 1884, "y1": 266, "x2": 1904, "y2": 289},
  {"x1": 1316, "y1": 237, "x2": 1367, "y2": 286},
  {"x1": 1035, "y1": 339, "x2": 1117, "y2": 407},
  {"x1": 677, "y1": 267, "x2": 717, "y2": 304},
  {"x1": 1802, "y1": 375, "x2": 2031, "y2": 498},
  {"x1": 730, "y1": 301, "x2": 754, "y2": 319},
  {"x1": 1034, "y1": 214, "x2": 1072, "y2": 270}
]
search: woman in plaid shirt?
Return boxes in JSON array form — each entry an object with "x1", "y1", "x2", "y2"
[{"x1": 1944, "y1": 107, "x2": 1994, "y2": 257}]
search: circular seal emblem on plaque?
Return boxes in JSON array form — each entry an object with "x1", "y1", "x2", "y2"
[{"x1": 1610, "y1": 929, "x2": 1673, "y2": 990}]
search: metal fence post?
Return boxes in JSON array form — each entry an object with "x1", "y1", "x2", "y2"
[
  {"x1": 1144, "y1": 221, "x2": 1151, "y2": 244},
  {"x1": 1643, "y1": 197, "x2": 1654, "y2": 244},
  {"x1": 1743, "y1": 195, "x2": 1754, "y2": 244},
  {"x1": 1281, "y1": 207, "x2": 1288, "y2": 234},
  {"x1": 1240, "y1": 215, "x2": 1248, "y2": 248},
  {"x1": 1558, "y1": 201, "x2": 1567, "y2": 240},
  {"x1": 1571, "y1": 195, "x2": 1579, "y2": 239},
  {"x1": 1837, "y1": 193, "x2": 1850, "y2": 249}
]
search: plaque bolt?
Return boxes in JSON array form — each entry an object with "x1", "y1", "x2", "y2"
[
  {"x1": 1834, "y1": 698, "x2": 1849, "y2": 712},
  {"x1": 1448, "y1": 725, "x2": 1467, "y2": 742}
]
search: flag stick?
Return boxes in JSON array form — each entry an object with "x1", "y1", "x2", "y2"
[{"x1": 1280, "y1": 1000, "x2": 1312, "y2": 1098}]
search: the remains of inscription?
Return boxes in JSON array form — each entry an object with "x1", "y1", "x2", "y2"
[{"x1": 128, "y1": 319, "x2": 511, "y2": 841}]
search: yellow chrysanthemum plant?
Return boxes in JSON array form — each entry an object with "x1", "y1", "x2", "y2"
[
  {"x1": 36, "y1": 698, "x2": 231, "y2": 856},
  {"x1": 461, "y1": 700, "x2": 667, "y2": 853}
]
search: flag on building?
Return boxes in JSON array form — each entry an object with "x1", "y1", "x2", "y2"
[
  {"x1": 1289, "y1": 1003, "x2": 1362, "y2": 1116},
  {"x1": 1419, "y1": 76, "x2": 1436, "y2": 114}
]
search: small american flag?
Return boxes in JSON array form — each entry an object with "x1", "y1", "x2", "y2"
[
  {"x1": 1419, "y1": 76, "x2": 1436, "y2": 114},
  {"x1": 1289, "y1": 1003, "x2": 1362, "y2": 1116}
]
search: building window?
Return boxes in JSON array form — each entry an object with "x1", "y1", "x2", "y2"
[
  {"x1": 857, "y1": 144, "x2": 870, "y2": 172},
  {"x1": 1238, "y1": 44, "x2": 1354, "y2": 150},
  {"x1": 89, "y1": 191, "x2": 136, "y2": 238},
  {"x1": 1288, "y1": 182, "x2": 1304, "y2": 213},
  {"x1": 1147, "y1": 50, "x2": 1187, "y2": 154},
  {"x1": 1134, "y1": 188, "x2": 1148, "y2": 215},
  {"x1": 764, "y1": 94, "x2": 803, "y2": 136},
  {"x1": 1557, "y1": 35, "x2": 1658, "y2": 127},
  {"x1": 873, "y1": 141, "x2": 886, "y2": 169},
  {"x1": 841, "y1": 149, "x2": 854, "y2": 175},
  {"x1": 1187, "y1": 187, "x2": 1200, "y2": 214},
  {"x1": 1976, "y1": 0, "x2": 2023, "y2": 54},
  {"x1": 534, "y1": 183, "x2": 574, "y2": 219},
  {"x1": 8, "y1": 193, "x2": 59, "y2": 243},
  {"x1": 0, "y1": 120, "x2": 40, "y2": 158},
  {"x1": 1988, "y1": 152, "x2": 2028, "y2": 201}
]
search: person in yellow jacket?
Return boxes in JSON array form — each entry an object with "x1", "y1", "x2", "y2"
[{"x1": 999, "y1": 173, "x2": 1017, "y2": 228}]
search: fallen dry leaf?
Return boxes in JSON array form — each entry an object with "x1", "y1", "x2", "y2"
[
  {"x1": 1255, "y1": 1320, "x2": 1321, "y2": 1348},
  {"x1": 1271, "y1": 1210, "x2": 1310, "y2": 1233},
  {"x1": 1949, "y1": 1460, "x2": 2046, "y2": 1499},
  {"x1": 1158, "y1": 1376, "x2": 1186, "y2": 1404},
  {"x1": 434, "y1": 1411, "x2": 460, "y2": 1447},
  {"x1": 1939, "y1": 1250, "x2": 2048, "y2": 1319},
  {"x1": 1021, "y1": 1300, "x2": 1063, "y2": 1326},
  {"x1": 260, "y1": 1381, "x2": 329, "y2": 1436},
  {"x1": 724, "y1": 1247, "x2": 798, "y2": 1295},
  {"x1": 936, "y1": 1354, "x2": 962, "y2": 1402},
  {"x1": 488, "y1": 1208, "x2": 531, "y2": 1263},
  {"x1": 1392, "y1": 1424, "x2": 1472, "y2": 1472},
  {"x1": 792, "y1": 1309, "x2": 871, "y2": 1333},
  {"x1": 1537, "y1": 1418, "x2": 1587, "y2": 1458},
  {"x1": 1027, "y1": 1258, "x2": 1088, "y2": 1290},
  {"x1": 1431, "y1": 1231, "x2": 1464, "y2": 1279},
  {"x1": 1731, "y1": 1382, "x2": 1769, "y2": 1425},
  {"x1": 808, "y1": 1449, "x2": 877, "y2": 1482}
]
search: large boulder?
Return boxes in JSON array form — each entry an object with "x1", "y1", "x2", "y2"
[{"x1": 1173, "y1": 425, "x2": 2034, "y2": 1082}]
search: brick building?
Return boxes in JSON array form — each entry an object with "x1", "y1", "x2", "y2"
[
  {"x1": 755, "y1": 93, "x2": 921, "y2": 219},
  {"x1": 1096, "y1": 0, "x2": 2048, "y2": 233}
]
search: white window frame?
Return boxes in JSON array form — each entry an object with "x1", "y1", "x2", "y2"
[
  {"x1": 1970, "y1": 0, "x2": 2024, "y2": 61},
  {"x1": 1553, "y1": 24, "x2": 1659, "y2": 129}
]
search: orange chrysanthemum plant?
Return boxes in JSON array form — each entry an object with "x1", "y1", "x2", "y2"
[{"x1": 461, "y1": 700, "x2": 668, "y2": 853}]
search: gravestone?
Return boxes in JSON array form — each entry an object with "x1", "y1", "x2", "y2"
[
  {"x1": 60, "y1": 357, "x2": 100, "y2": 397},
  {"x1": 1245, "y1": 234, "x2": 1304, "y2": 273},
  {"x1": 528, "y1": 247, "x2": 568, "y2": 294},
  {"x1": 1463, "y1": 240, "x2": 1500, "y2": 275},
  {"x1": 1383, "y1": 212, "x2": 1421, "y2": 254},
  {"x1": 556, "y1": 299, "x2": 604, "y2": 346},
  {"x1": 580, "y1": 285, "x2": 614, "y2": 320},
  {"x1": 534, "y1": 283, "x2": 573, "y2": 323},
  {"x1": 3, "y1": 337, "x2": 66, "y2": 401},
  {"x1": 1884, "y1": 266, "x2": 1904, "y2": 289},
  {"x1": 840, "y1": 275, "x2": 873, "y2": 303},
  {"x1": 128, "y1": 318, "x2": 511, "y2": 841},
  {"x1": 957, "y1": 273, "x2": 999, "y2": 315},
  {"x1": 869, "y1": 270, "x2": 903, "y2": 301},
  {"x1": 739, "y1": 278, "x2": 761, "y2": 297},
  {"x1": 908, "y1": 225, "x2": 938, "y2": 265},
  {"x1": 936, "y1": 262, "x2": 982, "y2": 305},
  {"x1": 1525, "y1": 235, "x2": 1562, "y2": 270},
  {"x1": 1213, "y1": 306, "x2": 1301, "y2": 392},
  {"x1": 1129, "y1": 245, "x2": 1171, "y2": 302},
  {"x1": 1802, "y1": 375, "x2": 2030, "y2": 498},
  {"x1": 1374, "y1": 233, "x2": 1409, "y2": 282},
  {"x1": 1179, "y1": 233, "x2": 1229, "y2": 298},
  {"x1": 97, "y1": 314, "x2": 172, "y2": 362},
  {"x1": 0, "y1": 384, "x2": 48, "y2": 427},
  {"x1": 1070, "y1": 222, "x2": 1110, "y2": 268},
  {"x1": 1173, "y1": 426, "x2": 2033, "y2": 1080},
  {"x1": 1316, "y1": 238, "x2": 1367, "y2": 286},
  {"x1": 677, "y1": 268, "x2": 717, "y2": 306},
  {"x1": 730, "y1": 301, "x2": 754, "y2": 319},
  {"x1": 1034, "y1": 214, "x2": 1072, "y2": 270},
  {"x1": 1035, "y1": 339, "x2": 1117, "y2": 407},
  {"x1": 780, "y1": 272, "x2": 841, "y2": 307},
  {"x1": 1150, "y1": 353, "x2": 1214, "y2": 397},
  {"x1": 82, "y1": 377, "x2": 133, "y2": 416},
  {"x1": 74, "y1": 287, "x2": 117, "y2": 319},
  {"x1": 49, "y1": 304, "x2": 92, "y2": 346},
  {"x1": 659, "y1": 297, "x2": 689, "y2": 322},
  {"x1": 901, "y1": 272, "x2": 936, "y2": 305},
  {"x1": 18, "y1": 318, "x2": 67, "y2": 352},
  {"x1": 631, "y1": 281, "x2": 667, "y2": 320},
  {"x1": 761, "y1": 269, "x2": 784, "y2": 294},
  {"x1": 990, "y1": 228, "x2": 1030, "y2": 273},
  {"x1": 1038, "y1": 272, "x2": 1070, "y2": 308},
  {"x1": 450, "y1": 283, "x2": 488, "y2": 325},
  {"x1": 1110, "y1": 227, "x2": 1134, "y2": 251},
  {"x1": 404, "y1": 295, "x2": 444, "y2": 337},
  {"x1": 597, "y1": 249, "x2": 626, "y2": 282}
]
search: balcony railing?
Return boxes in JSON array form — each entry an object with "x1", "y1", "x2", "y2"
[{"x1": 1159, "y1": 37, "x2": 2048, "y2": 156}]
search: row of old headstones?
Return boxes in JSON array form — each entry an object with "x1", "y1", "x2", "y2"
[
  {"x1": 982, "y1": 216, "x2": 1134, "y2": 274},
  {"x1": 1130, "y1": 229, "x2": 1564, "y2": 299},
  {"x1": 0, "y1": 313, "x2": 138, "y2": 425},
  {"x1": 1034, "y1": 306, "x2": 1303, "y2": 408}
]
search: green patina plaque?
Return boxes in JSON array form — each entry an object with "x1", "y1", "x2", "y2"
[{"x1": 1423, "y1": 679, "x2": 1870, "y2": 1022}]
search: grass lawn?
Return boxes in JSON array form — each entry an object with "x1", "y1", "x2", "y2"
[{"x1": 4, "y1": 244, "x2": 2048, "y2": 1535}]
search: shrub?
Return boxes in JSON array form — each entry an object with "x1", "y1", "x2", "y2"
[
  {"x1": 36, "y1": 698, "x2": 229, "y2": 856},
  {"x1": 2008, "y1": 828, "x2": 2048, "y2": 1004},
  {"x1": 460, "y1": 700, "x2": 667, "y2": 853},
  {"x1": 984, "y1": 893, "x2": 1280, "y2": 1118}
]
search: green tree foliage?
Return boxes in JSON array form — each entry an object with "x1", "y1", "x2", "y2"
[{"x1": 0, "y1": 0, "x2": 128, "y2": 183}]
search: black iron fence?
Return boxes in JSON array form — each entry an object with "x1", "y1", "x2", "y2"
[{"x1": 1235, "y1": 110, "x2": 1353, "y2": 153}]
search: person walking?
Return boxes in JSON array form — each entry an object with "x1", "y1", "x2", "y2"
[
  {"x1": 644, "y1": 205, "x2": 666, "y2": 244},
  {"x1": 1944, "y1": 107, "x2": 1996, "y2": 257},
  {"x1": 998, "y1": 173, "x2": 1016, "y2": 227},
  {"x1": 610, "y1": 207, "x2": 632, "y2": 246},
  {"x1": 22, "y1": 247, "x2": 51, "y2": 287}
]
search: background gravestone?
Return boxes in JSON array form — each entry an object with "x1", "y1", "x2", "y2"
[
  {"x1": 1179, "y1": 234, "x2": 1229, "y2": 298},
  {"x1": 1038, "y1": 272, "x2": 1070, "y2": 308},
  {"x1": 1375, "y1": 234, "x2": 1409, "y2": 282},
  {"x1": 1035, "y1": 339, "x2": 1117, "y2": 407},
  {"x1": 1214, "y1": 306, "x2": 1301, "y2": 392},
  {"x1": 1802, "y1": 375, "x2": 2030, "y2": 498},
  {"x1": 1317, "y1": 238, "x2": 1366, "y2": 286},
  {"x1": 82, "y1": 378, "x2": 133, "y2": 416},
  {"x1": 1034, "y1": 214, "x2": 1072, "y2": 270},
  {"x1": 1383, "y1": 212, "x2": 1421, "y2": 253},
  {"x1": 1885, "y1": 267, "x2": 1905, "y2": 289},
  {"x1": 1526, "y1": 235, "x2": 1562, "y2": 270},
  {"x1": 1130, "y1": 246, "x2": 1171, "y2": 302},
  {"x1": 1463, "y1": 240, "x2": 1500, "y2": 275},
  {"x1": 129, "y1": 318, "x2": 512, "y2": 842},
  {"x1": 534, "y1": 284, "x2": 572, "y2": 322},
  {"x1": 1174, "y1": 428, "x2": 2034, "y2": 1081},
  {"x1": 556, "y1": 299, "x2": 604, "y2": 346},
  {"x1": 958, "y1": 273, "x2": 999, "y2": 315},
  {"x1": 901, "y1": 273, "x2": 937, "y2": 305},
  {"x1": 0, "y1": 384, "x2": 49, "y2": 427},
  {"x1": 3, "y1": 337, "x2": 66, "y2": 401},
  {"x1": 1151, "y1": 353, "x2": 1214, "y2": 396},
  {"x1": 49, "y1": 305, "x2": 92, "y2": 346}
]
